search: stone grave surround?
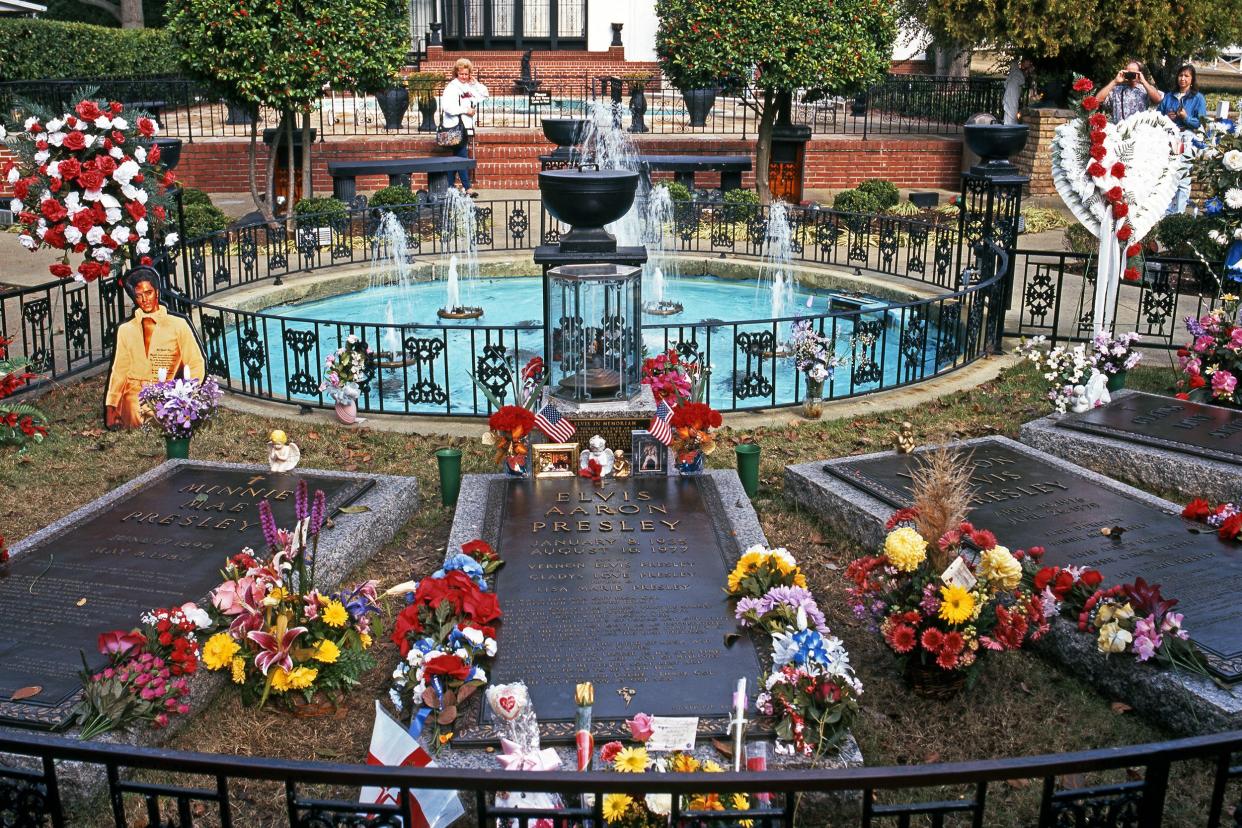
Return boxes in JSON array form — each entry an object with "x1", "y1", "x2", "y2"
[
  {"x1": 0, "y1": 460, "x2": 419, "y2": 739},
  {"x1": 1021, "y1": 390, "x2": 1242, "y2": 505},
  {"x1": 785, "y1": 436, "x2": 1242, "y2": 737},
  {"x1": 433, "y1": 469, "x2": 863, "y2": 776}
]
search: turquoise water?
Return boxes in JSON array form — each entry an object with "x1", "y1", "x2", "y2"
[{"x1": 224, "y1": 275, "x2": 940, "y2": 413}]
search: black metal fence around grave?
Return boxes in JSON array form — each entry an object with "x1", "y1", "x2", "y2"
[
  {"x1": 4, "y1": 727, "x2": 1242, "y2": 826},
  {"x1": 0, "y1": 74, "x2": 1006, "y2": 141}
]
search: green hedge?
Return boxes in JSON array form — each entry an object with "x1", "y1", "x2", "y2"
[{"x1": 0, "y1": 20, "x2": 180, "y2": 81}]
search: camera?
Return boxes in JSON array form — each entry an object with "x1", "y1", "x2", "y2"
[{"x1": 1123, "y1": 71, "x2": 1137, "y2": 81}]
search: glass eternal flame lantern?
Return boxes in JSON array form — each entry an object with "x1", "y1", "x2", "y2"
[{"x1": 545, "y1": 263, "x2": 642, "y2": 402}]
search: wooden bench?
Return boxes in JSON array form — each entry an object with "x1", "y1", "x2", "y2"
[
  {"x1": 327, "y1": 157, "x2": 477, "y2": 203},
  {"x1": 638, "y1": 154, "x2": 752, "y2": 193}
]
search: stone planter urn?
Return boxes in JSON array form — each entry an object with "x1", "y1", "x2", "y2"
[
  {"x1": 415, "y1": 93, "x2": 438, "y2": 132},
  {"x1": 139, "y1": 137, "x2": 183, "y2": 170},
  {"x1": 375, "y1": 87, "x2": 410, "y2": 130},
  {"x1": 962, "y1": 123, "x2": 1030, "y2": 176},
  {"x1": 225, "y1": 100, "x2": 255, "y2": 126},
  {"x1": 682, "y1": 87, "x2": 719, "y2": 128}
]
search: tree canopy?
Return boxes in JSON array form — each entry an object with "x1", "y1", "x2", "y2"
[{"x1": 919, "y1": 0, "x2": 1242, "y2": 86}]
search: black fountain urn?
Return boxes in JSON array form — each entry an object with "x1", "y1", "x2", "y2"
[
  {"x1": 538, "y1": 167, "x2": 640, "y2": 253},
  {"x1": 962, "y1": 124, "x2": 1030, "y2": 177}
]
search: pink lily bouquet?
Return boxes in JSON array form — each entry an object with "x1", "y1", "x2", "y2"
[{"x1": 198, "y1": 482, "x2": 380, "y2": 709}]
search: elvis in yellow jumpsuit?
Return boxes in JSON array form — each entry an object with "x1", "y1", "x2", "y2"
[{"x1": 105, "y1": 267, "x2": 206, "y2": 429}]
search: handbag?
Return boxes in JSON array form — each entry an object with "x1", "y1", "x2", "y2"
[{"x1": 435, "y1": 101, "x2": 466, "y2": 147}]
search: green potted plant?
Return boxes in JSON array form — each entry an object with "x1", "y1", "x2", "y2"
[{"x1": 408, "y1": 71, "x2": 443, "y2": 132}]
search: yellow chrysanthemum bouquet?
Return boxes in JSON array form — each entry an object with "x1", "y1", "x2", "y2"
[
  {"x1": 842, "y1": 450, "x2": 1043, "y2": 694},
  {"x1": 199, "y1": 483, "x2": 379, "y2": 709}
]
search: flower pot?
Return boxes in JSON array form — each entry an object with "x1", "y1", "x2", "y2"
[
  {"x1": 436, "y1": 448, "x2": 463, "y2": 506},
  {"x1": 802, "y1": 378, "x2": 825, "y2": 420},
  {"x1": 225, "y1": 100, "x2": 256, "y2": 126},
  {"x1": 335, "y1": 400, "x2": 359, "y2": 424},
  {"x1": 628, "y1": 87, "x2": 649, "y2": 133},
  {"x1": 682, "y1": 87, "x2": 719, "y2": 128},
  {"x1": 164, "y1": 436, "x2": 191, "y2": 459},
  {"x1": 735, "y1": 443, "x2": 760, "y2": 498},
  {"x1": 675, "y1": 449, "x2": 706, "y2": 476},
  {"x1": 376, "y1": 87, "x2": 410, "y2": 130},
  {"x1": 904, "y1": 660, "x2": 966, "y2": 699},
  {"x1": 416, "y1": 95, "x2": 438, "y2": 132},
  {"x1": 1107, "y1": 370, "x2": 1128, "y2": 392}
]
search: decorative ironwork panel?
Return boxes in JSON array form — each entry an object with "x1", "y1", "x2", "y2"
[
  {"x1": 474, "y1": 206, "x2": 494, "y2": 247},
  {"x1": 851, "y1": 318, "x2": 883, "y2": 385},
  {"x1": 878, "y1": 221, "x2": 899, "y2": 270},
  {"x1": 1023, "y1": 264, "x2": 1057, "y2": 325},
  {"x1": 899, "y1": 311, "x2": 927, "y2": 382},
  {"x1": 268, "y1": 225, "x2": 289, "y2": 272},
  {"x1": 710, "y1": 218, "x2": 735, "y2": 251},
  {"x1": 674, "y1": 202, "x2": 699, "y2": 243},
  {"x1": 1047, "y1": 784, "x2": 1144, "y2": 828},
  {"x1": 331, "y1": 217, "x2": 352, "y2": 260},
  {"x1": 1140, "y1": 281, "x2": 1175, "y2": 333},
  {"x1": 966, "y1": 292, "x2": 986, "y2": 352},
  {"x1": 200, "y1": 312, "x2": 229, "y2": 378},
  {"x1": 239, "y1": 230, "x2": 259, "y2": 280},
  {"x1": 474, "y1": 342, "x2": 513, "y2": 405},
  {"x1": 297, "y1": 225, "x2": 321, "y2": 268},
  {"x1": 933, "y1": 230, "x2": 955, "y2": 286},
  {"x1": 402, "y1": 336, "x2": 448, "y2": 406},
  {"x1": 189, "y1": 241, "x2": 207, "y2": 297},
  {"x1": 21, "y1": 297, "x2": 51, "y2": 373},
  {"x1": 283, "y1": 329, "x2": 320, "y2": 396},
  {"x1": 211, "y1": 235, "x2": 232, "y2": 287},
  {"x1": 238, "y1": 319, "x2": 267, "y2": 386},
  {"x1": 814, "y1": 214, "x2": 840, "y2": 256},
  {"x1": 507, "y1": 206, "x2": 529, "y2": 245},
  {"x1": 906, "y1": 225, "x2": 928, "y2": 274},
  {"x1": 746, "y1": 214, "x2": 768, "y2": 249},
  {"x1": 299, "y1": 807, "x2": 403, "y2": 828},
  {"x1": 733, "y1": 331, "x2": 773, "y2": 400},
  {"x1": 847, "y1": 219, "x2": 870, "y2": 264},
  {"x1": 100, "y1": 277, "x2": 123, "y2": 354},
  {"x1": 63, "y1": 286, "x2": 90, "y2": 365},
  {"x1": 673, "y1": 338, "x2": 704, "y2": 368},
  {"x1": 542, "y1": 225, "x2": 562, "y2": 246},
  {"x1": 960, "y1": 175, "x2": 989, "y2": 250}
]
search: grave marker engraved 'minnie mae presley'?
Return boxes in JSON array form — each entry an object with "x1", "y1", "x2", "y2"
[
  {"x1": 824, "y1": 441, "x2": 1242, "y2": 681},
  {"x1": 1057, "y1": 391, "x2": 1242, "y2": 464},
  {"x1": 0, "y1": 465, "x2": 371, "y2": 729},
  {"x1": 460, "y1": 476, "x2": 762, "y2": 743}
]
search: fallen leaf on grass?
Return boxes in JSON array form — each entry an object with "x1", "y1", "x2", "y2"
[
  {"x1": 305, "y1": 431, "x2": 321, "y2": 441},
  {"x1": 1018, "y1": 682, "x2": 1034, "y2": 696},
  {"x1": 1125, "y1": 767, "x2": 1144, "y2": 781},
  {"x1": 1004, "y1": 778, "x2": 1031, "y2": 789},
  {"x1": 809, "y1": 530, "x2": 827, "y2": 545},
  {"x1": 1110, "y1": 701, "x2": 1132, "y2": 714},
  {"x1": 823, "y1": 562, "x2": 840, "y2": 571},
  {"x1": 1058, "y1": 773, "x2": 1086, "y2": 789},
  {"x1": 923, "y1": 751, "x2": 941, "y2": 763}
]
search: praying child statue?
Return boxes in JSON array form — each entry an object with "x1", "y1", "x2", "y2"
[
  {"x1": 268, "y1": 429, "x2": 302, "y2": 473},
  {"x1": 579, "y1": 434, "x2": 615, "y2": 477},
  {"x1": 612, "y1": 450, "x2": 631, "y2": 478}
]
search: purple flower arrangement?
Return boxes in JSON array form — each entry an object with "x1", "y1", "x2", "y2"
[{"x1": 137, "y1": 376, "x2": 222, "y2": 439}]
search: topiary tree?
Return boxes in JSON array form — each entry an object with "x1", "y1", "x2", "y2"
[
  {"x1": 917, "y1": 0, "x2": 1242, "y2": 91},
  {"x1": 857, "y1": 178, "x2": 900, "y2": 209},
  {"x1": 167, "y1": 0, "x2": 407, "y2": 222},
  {"x1": 656, "y1": 0, "x2": 896, "y2": 203}
]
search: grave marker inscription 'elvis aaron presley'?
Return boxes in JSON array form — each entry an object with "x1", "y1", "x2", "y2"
[
  {"x1": 824, "y1": 441, "x2": 1242, "y2": 682},
  {"x1": 454, "y1": 475, "x2": 763, "y2": 743},
  {"x1": 0, "y1": 466, "x2": 371, "y2": 729}
]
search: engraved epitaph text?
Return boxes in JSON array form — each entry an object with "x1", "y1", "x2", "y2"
[{"x1": 1058, "y1": 391, "x2": 1242, "y2": 464}]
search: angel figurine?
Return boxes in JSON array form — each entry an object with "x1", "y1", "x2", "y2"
[
  {"x1": 579, "y1": 434, "x2": 615, "y2": 477},
  {"x1": 268, "y1": 429, "x2": 301, "y2": 472}
]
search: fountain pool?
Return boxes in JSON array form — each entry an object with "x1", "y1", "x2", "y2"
[{"x1": 227, "y1": 273, "x2": 943, "y2": 414}]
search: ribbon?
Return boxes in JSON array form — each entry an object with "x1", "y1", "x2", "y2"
[{"x1": 496, "y1": 738, "x2": 562, "y2": 772}]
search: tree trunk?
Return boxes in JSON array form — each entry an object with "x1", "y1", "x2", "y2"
[
  {"x1": 248, "y1": 118, "x2": 275, "y2": 225},
  {"x1": 754, "y1": 89, "x2": 776, "y2": 205},
  {"x1": 265, "y1": 118, "x2": 282, "y2": 229},
  {"x1": 285, "y1": 109, "x2": 296, "y2": 236},
  {"x1": 301, "y1": 107, "x2": 313, "y2": 202},
  {"x1": 932, "y1": 39, "x2": 971, "y2": 77},
  {"x1": 120, "y1": 0, "x2": 144, "y2": 28}
]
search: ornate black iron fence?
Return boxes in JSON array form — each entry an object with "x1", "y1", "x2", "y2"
[
  {"x1": 1005, "y1": 249, "x2": 1223, "y2": 351},
  {"x1": 3, "y1": 727, "x2": 1242, "y2": 826},
  {"x1": 0, "y1": 75, "x2": 1004, "y2": 140}
]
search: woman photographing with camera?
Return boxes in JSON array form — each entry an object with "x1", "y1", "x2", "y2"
[
  {"x1": 1159, "y1": 64, "x2": 1207, "y2": 214},
  {"x1": 439, "y1": 58, "x2": 489, "y2": 198}
]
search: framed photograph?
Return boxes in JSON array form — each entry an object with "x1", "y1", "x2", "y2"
[
  {"x1": 631, "y1": 430, "x2": 669, "y2": 476},
  {"x1": 533, "y1": 442, "x2": 578, "y2": 478}
]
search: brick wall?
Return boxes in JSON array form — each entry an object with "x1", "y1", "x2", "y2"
[
  {"x1": 1014, "y1": 107, "x2": 1070, "y2": 199},
  {"x1": 421, "y1": 45, "x2": 661, "y2": 90}
]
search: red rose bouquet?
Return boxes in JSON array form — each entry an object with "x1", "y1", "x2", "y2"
[
  {"x1": 668, "y1": 401, "x2": 722, "y2": 464},
  {"x1": 486, "y1": 403, "x2": 536, "y2": 470},
  {"x1": 4, "y1": 93, "x2": 179, "y2": 281}
]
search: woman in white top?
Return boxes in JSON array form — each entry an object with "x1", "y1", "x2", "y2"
[{"x1": 440, "y1": 58, "x2": 489, "y2": 197}]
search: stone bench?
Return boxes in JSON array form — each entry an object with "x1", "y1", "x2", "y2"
[
  {"x1": 638, "y1": 154, "x2": 752, "y2": 193},
  {"x1": 327, "y1": 157, "x2": 477, "y2": 203}
]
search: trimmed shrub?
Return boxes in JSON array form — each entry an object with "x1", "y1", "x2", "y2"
[
  {"x1": 0, "y1": 20, "x2": 179, "y2": 81},
  {"x1": 179, "y1": 187, "x2": 214, "y2": 208},
  {"x1": 293, "y1": 196, "x2": 349, "y2": 222},
  {"x1": 181, "y1": 203, "x2": 231, "y2": 241},
  {"x1": 1155, "y1": 213, "x2": 1223, "y2": 260},
  {"x1": 722, "y1": 188, "x2": 760, "y2": 221},
  {"x1": 368, "y1": 185, "x2": 418, "y2": 209},
  {"x1": 1063, "y1": 223, "x2": 1096, "y2": 255},
  {"x1": 832, "y1": 188, "x2": 881, "y2": 215},
  {"x1": 662, "y1": 181, "x2": 693, "y2": 202},
  {"x1": 856, "y1": 178, "x2": 899, "y2": 209}
]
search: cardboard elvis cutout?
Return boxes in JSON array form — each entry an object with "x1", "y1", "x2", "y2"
[{"x1": 104, "y1": 266, "x2": 207, "y2": 429}]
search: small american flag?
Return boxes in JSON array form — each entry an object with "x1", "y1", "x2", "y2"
[
  {"x1": 535, "y1": 404, "x2": 576, "y2": 442},
  {"x1": 648, "y1": 401, "x2": 674, "y2": 446}
]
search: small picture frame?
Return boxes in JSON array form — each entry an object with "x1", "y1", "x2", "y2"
[
  {"x1": 631, "y1": 430, "x2": 668, "y2": 476},
  {"x1": 532, "y1": 442, "x2": 578, "y2": 478}
]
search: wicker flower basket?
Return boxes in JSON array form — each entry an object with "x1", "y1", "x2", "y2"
[{"x1": 904, "y1": 660, "x2": 967, "y2": 699}]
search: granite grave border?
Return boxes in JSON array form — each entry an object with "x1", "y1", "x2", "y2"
[
  {"x1": 784, "y1": 436, "x2": 1242, "y2": 737},
  {"x1": 1020, "y1": 390, "x2": 1242, "y2": 505},
  {"x1": 0, "y1": 460, "x2": 419, "y2": 800},
  {"x1": 436, "y1": 469, "x2": 863, "y2": 779}
]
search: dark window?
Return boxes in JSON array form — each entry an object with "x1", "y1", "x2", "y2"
[{"x1": 440, "y1": 0, "x2": 587, "y2": 48}]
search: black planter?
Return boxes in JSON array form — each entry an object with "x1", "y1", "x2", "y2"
[
  {"x1": 375, "y1": 87, "x2": 410, "y2": 130},
  {"x1": 628, "y1": 87, "x2": 648, "y2": 133},
  {"x1": 850, "y1": 92, "x2": 868, "y2": 117},
  {"x1": 962, "y1": 124, "x2": 1029, "y2": 176},
  {"x1": 682, "y1": 87, "x2": 718, "y2": 128},
  {"x1": 416, "y1": 95, "x2": 437, "y2": 132},
  {"x1": 225, "y1": 100, "x2": 255, "y2": 126},
  {"x1": 140, "y1": 137, "x2": 183, "y2": 170},
  {"x1": 538, "y1": 168, "x2": 640, "y2": 252}
]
